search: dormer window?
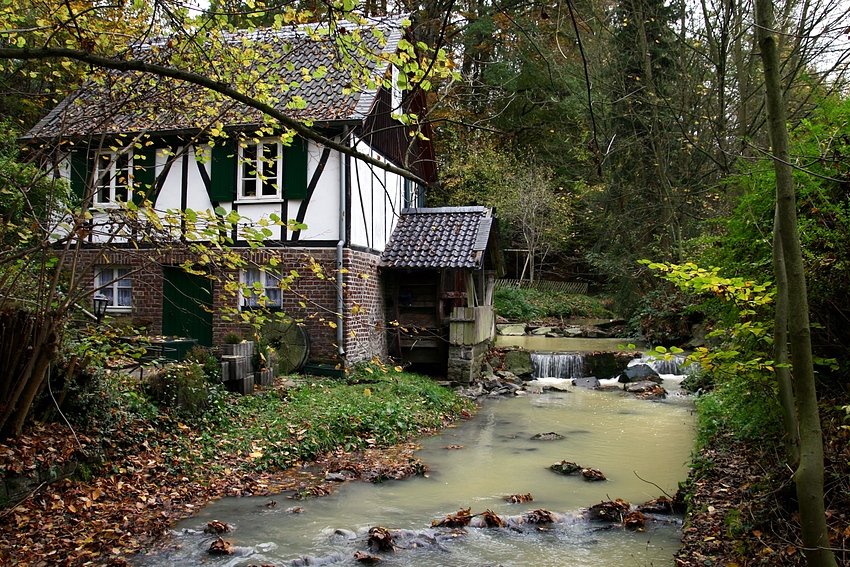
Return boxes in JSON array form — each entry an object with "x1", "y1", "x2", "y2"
[
  {"x1": 95, "y1": 150, "x2": 132, "y2": 204},
  {"x1": 239, "y1": 139, "x2": 282, "y2": 200}
]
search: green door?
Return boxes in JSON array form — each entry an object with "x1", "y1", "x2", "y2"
[{"x1": 162, "y1": 266, "x2": 213, "y2": 346}]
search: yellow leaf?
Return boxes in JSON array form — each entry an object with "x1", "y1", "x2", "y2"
[
  {"x1": 363, "y1": 388, "x2": 371, "y2": 396},
  {"x1": 394, "y1": 366, "x2": 403, "y2": 372},
  {"x1": 249, "y1": 451, "x2": 264, "y2": 459}
]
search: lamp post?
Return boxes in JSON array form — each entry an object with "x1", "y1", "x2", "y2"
[{"x1": 92, "y1": 294, "x2": 109, "y2": 324}]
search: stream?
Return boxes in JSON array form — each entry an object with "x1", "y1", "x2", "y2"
[{"x1": 133, "y1": 373, "x2": 695, "y2": 567}]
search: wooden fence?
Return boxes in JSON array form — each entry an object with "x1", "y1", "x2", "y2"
[{"x1": 494, "y1": 279, "x2": 589, "y2": 295}]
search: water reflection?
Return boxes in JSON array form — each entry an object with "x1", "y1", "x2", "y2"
[{"x1": 134, "y1": 384, "x2": 694, "y2": 567}]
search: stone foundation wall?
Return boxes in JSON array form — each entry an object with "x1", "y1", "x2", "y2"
[{"x1": 448, "y1": 341, "x2": 490, "y2": 384}]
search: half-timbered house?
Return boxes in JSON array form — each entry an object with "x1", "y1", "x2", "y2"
[{"x1": 24, "y1": 16, "x2": 435, "y2": 367}]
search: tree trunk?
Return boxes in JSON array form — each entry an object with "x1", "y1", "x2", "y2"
[
  {"x1": 756, "y1": 0, "x2": 836, "y2": 564},
  {"x1": 772, "y1": 207, "x2": 799, "y2": 465},
  {"x1": 0, "y1": 310, "x2": 60, "y2": 439}
]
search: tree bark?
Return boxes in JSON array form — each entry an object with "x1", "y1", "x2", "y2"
[
  {"x1": 756, "y1": 0, "x2": 836, "y2": 564},
  {"x1": 772, "y1": 206, "x2": 799, "y2": 465}
]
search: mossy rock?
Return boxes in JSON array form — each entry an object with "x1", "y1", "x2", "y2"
[{"x1": 503, "y1": 350, "x2": 533, "y2": 376}]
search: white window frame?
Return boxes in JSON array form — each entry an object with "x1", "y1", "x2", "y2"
[
  {"x1": 95, "y1": 267, "x2": 133, "y2": 312},
  {"x1": 241, "y1": 267, "x2": 282, "y2": 309},
  {"x1": 391, "y1": 64, "x2": 402, "y2": 116},
  {"x1": 238, "y1": 139, "x2": 283, "y2": 201},
  {"x1": 95, "y1": 150, "x2": 133, "y2": 205}
]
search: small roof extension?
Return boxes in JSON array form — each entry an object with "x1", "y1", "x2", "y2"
[{"x1": 381, "y1": 206, "x2": 502, "y2": 271}]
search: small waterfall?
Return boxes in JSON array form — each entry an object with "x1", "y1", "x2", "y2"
[
  {"x1": 531, "y1": 352, "x2": 584, "y2": 379},
  {"x1": 628, "y1": 354, "x2": 689, "y2": 375}
]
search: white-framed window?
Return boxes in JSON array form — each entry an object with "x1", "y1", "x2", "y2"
[
  {"x1": 95, "y1": 267, "x2": 133, "y2": 310},
  {"x1": 242, "y1": 267, "x2": 281, "y2": 308},
  {"x1": 239, "y1": 139, "x2": 282, "y2": 200},
  {"x1": 95, "y1": 150, "x2": 132, "y2": 204}
]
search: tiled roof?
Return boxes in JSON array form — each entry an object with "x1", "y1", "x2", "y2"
[
  {"x1": 24, "y1": 17, "x2": 405, "y2": 140},
  {"x1": 381, "y1": 207, "x2": 495, "y2": 269}
]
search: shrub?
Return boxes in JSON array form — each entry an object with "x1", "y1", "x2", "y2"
[
  {"x1": 146, "y1": 363, "x2": 215, "y2": 419},
  {"x1": 526, "y1": 290, "x2": 614, "y2": 319},
  {"x1": 63, "y1": 367, "x2": 157, "y2": 427},
  {"x1": 185, "y1": 345, "x2": 222, "y2": 383},
  {"x1": 628, "y1": 287, "x2": 700, "y2": 346},
  {"x1": 494, "y1": 287, "x2": 544, "y2": 321},
  {"x1": 694, "y1": 373, "x2": 783, "y2": 447}
]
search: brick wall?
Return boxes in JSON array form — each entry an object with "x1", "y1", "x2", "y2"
[{"x1": 77, "y1": 246, "x2": 388, "y2": 366}]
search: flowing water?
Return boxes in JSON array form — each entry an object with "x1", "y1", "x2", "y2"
[{"x1": 134, "y1": 376, "x2": 695, "y2": 567}]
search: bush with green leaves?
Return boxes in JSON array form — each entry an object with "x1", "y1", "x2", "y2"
[
  {"x1": 185, "y1": 345, "x2": 222, "y2": 383},
  {"x1": 642, "y1": 261, "x2": 787, "y2": 443},
  {"x1": 494, "y1": 287, "x2": 542, "y2": 321},
  {"x1": 145, "y1": 362, "x2": 218, "y2": 420}
]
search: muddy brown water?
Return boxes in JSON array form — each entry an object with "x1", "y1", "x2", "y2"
[{"x1": 133, "y1": 375, "x2": 695, "y2": 567}]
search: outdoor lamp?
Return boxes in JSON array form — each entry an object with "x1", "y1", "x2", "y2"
[{"x1": 92, "y1": 294, "x2": 109, "y2": 323}]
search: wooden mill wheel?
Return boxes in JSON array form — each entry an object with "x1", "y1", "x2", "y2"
[{"x1": 261, "y1": 317, "x2": 310, "y2": 375}]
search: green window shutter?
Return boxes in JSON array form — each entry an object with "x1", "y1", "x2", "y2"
[
  {"x1": 210, "y1": 142, "x2": 236, "y2": 202},
  {"x1": 69, "y1": 150, "x2": 90, "y2": 200},
  {"x1": 132, "y1": 146, "x2": 157, "y2": 205},
  {"x1": 284, "y1": 139, "x2": 308, "y2": 199}
]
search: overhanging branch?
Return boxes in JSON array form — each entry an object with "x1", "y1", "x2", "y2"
[{"x1": 1, "y1": 46, "x2": 429, "y2": 186}]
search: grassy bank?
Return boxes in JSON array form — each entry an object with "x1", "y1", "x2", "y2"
[
  {"x1": 0, "y1": 366, "x2": 473, "y2": 566},
  {"x1": 494, "y1": 287, "x2": 614, "y2": 321}
]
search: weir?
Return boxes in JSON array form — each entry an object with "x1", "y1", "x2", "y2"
[
  {"x1": 531, "y1": 351, "x2": 689, "y2": 379},
  {"x1": 531, "y1": 352, "x2": 585, "y2": 378}
]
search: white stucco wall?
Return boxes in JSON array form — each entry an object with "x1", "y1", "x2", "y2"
[{"x1": 59, "y1": 136, "x2": 413, "y2": 249}]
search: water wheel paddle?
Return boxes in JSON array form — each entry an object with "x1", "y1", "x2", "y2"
[{"x1": 262, "y1": 317, "x2": 310, "y2": 374}]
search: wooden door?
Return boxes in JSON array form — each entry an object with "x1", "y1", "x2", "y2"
[{"x1": 162, "y1": 266, "x2": 213, "y2": 346}]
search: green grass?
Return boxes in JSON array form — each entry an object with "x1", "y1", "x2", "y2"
[
  {"x1": 202, "y1": 372, "x2": 471, "y2": 471},
  {"x1": 494, "y1": 287, "x2": 614, "y2": 322},
  {"x1": 63, "y1": 367, "x2": 472, "y2": 478}
]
